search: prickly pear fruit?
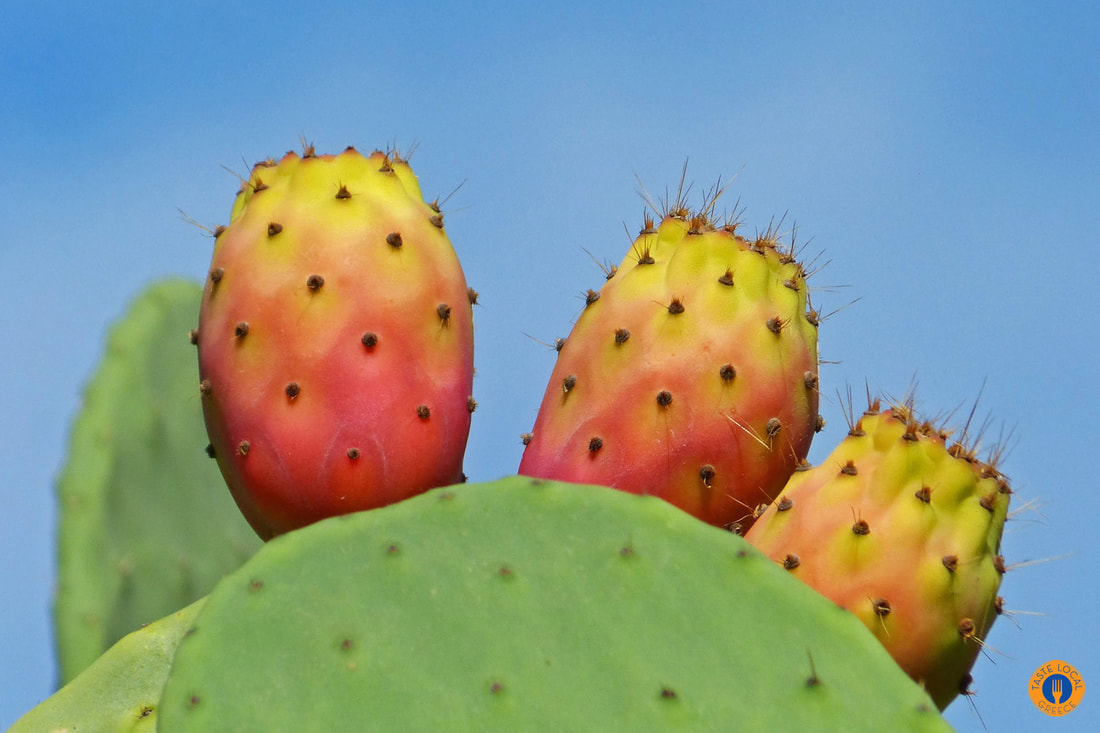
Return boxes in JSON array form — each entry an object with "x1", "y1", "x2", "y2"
[
  {"x1": 195, "y1": 146, "x2": 474, "y2": 540},
  {"x1": 519, "y1": 191, "x2": 820, "y2": 532},
  {"x1": 743, "y1": 399, "x2": 1011, "y2": 710}
]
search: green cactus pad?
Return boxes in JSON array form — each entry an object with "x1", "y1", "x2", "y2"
[
  {"x1": 53, "y1": 280, "x2": 262, "y2": 684},
  {"x1": 158, "y1": 477, "x2": 950, "y2": 731},
  {"x1": 10, "y1": 599, "x2": 204, "y2": 732}
]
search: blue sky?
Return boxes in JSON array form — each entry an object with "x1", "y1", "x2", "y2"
[{"x1": 2, "y1": 1, "x2": 1097, "y2": 729}]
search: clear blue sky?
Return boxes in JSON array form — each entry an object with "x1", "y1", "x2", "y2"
[{"x1": 2, "y1": 2, "x2": 1097, "y2": 729}]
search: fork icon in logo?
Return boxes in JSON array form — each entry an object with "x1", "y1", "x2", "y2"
[{"x1": 1044, "y1": 674, "x2": 1073, "y2": 704}]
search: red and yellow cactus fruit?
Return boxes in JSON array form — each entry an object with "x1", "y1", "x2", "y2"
[
  {"x1": 744, "y1": 399, "x2": 1012, "y2": 710},
  {"x1": 195, "y1": 146, "x2": 475, "y2": 540},
  {"x1": 519, "y1": 191, "x2": 820, "y2": 532}
]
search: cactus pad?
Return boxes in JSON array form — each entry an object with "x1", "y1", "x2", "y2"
[
  {"x1": 158, "y1": 476, "x2": 949, "y2": 731},
  {"x1": 53, "y1": 280, "x2": 261, "y2": 683},
  {"x1": 10, "y1": 599, "x2": 204, "y2": 732}
]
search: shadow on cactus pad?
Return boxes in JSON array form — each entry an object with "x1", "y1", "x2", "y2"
[
  {"x1": 157, "y1": 477, "x2": 951, "y2": 731},
  {"x1": 53, "y1": 280, "x2": 262, "y2": 685}
]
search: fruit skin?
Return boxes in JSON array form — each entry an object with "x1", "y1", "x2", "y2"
[
  {"x1": 196, "y1": 146, "x2": 474, "y2": 540},
  {"x1": 156, "y1": 476, "x2": 949, "y2": 731},
  {"x1": 744, "y1": 401, "x2": 1011, "y2": 710},
  {"x1": 519, "y1": 204, "x2": 819, "y2": 532}
]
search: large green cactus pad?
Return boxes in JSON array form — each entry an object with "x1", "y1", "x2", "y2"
[
  {"x1": 158, "y1": 477, "x2": 951, "y2": 731},
  {"x1": 10, "y1": 599, "x2": 204, "y2": 732},
  {"x1": 53, "y1": 280, "x2": 261, "y2": 684}
]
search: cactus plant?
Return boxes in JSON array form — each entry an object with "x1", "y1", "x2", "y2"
[
  {"x1": 519, "y1": 187, "x2": 819, "y2": 534},
  {"x1": 53, "y1": 280, "x2": 261, "y2": 685},
  {"x1": 156, "y1": 477, "x2": 949, "y2": 731},
  {"x1": 195, "y1": 145, "x2": 476, "y2": 540},
  {"x1": 9, "y1": 600, "x2": 204, "y2": 732}
]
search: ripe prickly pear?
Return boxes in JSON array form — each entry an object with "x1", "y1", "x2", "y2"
[
  {"x1": 195, "y1": 145, "x2": 474, "y2": 540},
  {"x1": 518, "y1": 190, "x2": 820, "y2": 532},
  {"x1": 743, "y1": 399, "x2": 1011, "y2": 710}
]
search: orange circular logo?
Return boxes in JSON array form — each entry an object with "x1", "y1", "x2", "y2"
[{"x1": 1029, "y1": 660, "x2": 1085, "y2": 716}]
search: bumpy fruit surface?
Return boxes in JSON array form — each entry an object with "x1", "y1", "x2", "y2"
[
  {"x1": 519, "y1": 199, "x2": 820, "y2": 532},
  {"x1": 744, "y1": 401, "x2": 1011, "y2": 710},
  {"x1": 196, "y1": 146, "x2": 474, "y2": 540}
]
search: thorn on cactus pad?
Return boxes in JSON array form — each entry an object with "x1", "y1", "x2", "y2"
[
  {"x1": 189, "y1": 328, "x2": 199, "y2": 345},
  {"x1": 699, "y1": 464, "x2": 716, "y2": 487},
  {"x1": 213, "y1": 225, "x2": 227, "y2": 238},
  {"x1": 521, "y1": 432, "x2": 533, "y2": 446},
  {"x1": 915, "y1": 486, "x2": 932, "y2": 503},
  {"x1": 361, "y1": 332, "x2": 378, "y2": 348},
  {"x1": 777, "y1": 496, "x2": 793, "y2": 511},
  {"x1": 806, "y1": 651, "x2": 821, "y2": 687},
  {"x1": 656, "y1": 390, "x2": 673, "y2": 407},
  {"x1": 993, "y1": 555, "x2": 1006, "y2": 574},
  {"x1": 994, "y1": 596, "x2": 1005, "y2": 615},
  {"x1": 490, "y1": 681, "x2": 505, "y2": 695},
  {"x1": 347, "y1": 448, "x2": 361, "y2": 460},
  {"x1": 667, "y1": 298, "x2": 685, "y2": 315},
  {"x1": 852, "y1": 519, "x2": 870, "y2": 536},
  {"x1": 718, "y1": 269, "x2": 734, "y2": 286},
  {"x1": 806, "y1": 310, "x2": 820, "y2": 327},
  {"x1": 253, "y1": 179, "x2": 268, "y2": 193},
  {"x1": 719, "y1": 364, "x2": 736, "y2": 381},
  {"x1": 416, "y1": 405, "x2": 431, "y2": 420},
  {"x1": 659, "y1": 687, "x2": 677, "y2": 700},
  {"x1": 335, "y1": 184, "x2": 352, "y2": 200},
  {"x1": 234, "y1": 321, "x2": 249, "y2": 339},
  {"x1": 205, "y1": 443, "x2": 216, "y2": 458},
  {"x1": 562, "y1": 375, "x2": 577, "y2": 393},
  {"x1": 942, "y1": 555, "x2": 958, "y2": 573},
  {"x1": 872, "y1": 598, "x2": 892, "y2": 616},
  {"x1": 467, "y1": 287, "x2": 479, "y2": 305},
  {"x1": 814, "y1": 414, "x2": 826, "y2": 432},
  {"x1": 766, "y1": 317, "x2": 787, "y2": 335},
  {"x1": 980, "y1": 492, "x2": 997, "y2": 511},
  {"x1": 467, "y1": 396, "x2": 477, "y2": 413},
  {"x1": 783, "y1": 554, "x2": 801, "y2": 570},
  {"x1": 285, "y1": 382, "x2": 301, "y2": 399},
  {"x1": 386, "y1": 232, "x2": 403, "y2": 248},
  {"x1": 199, "y1": 379, "x2": 212, "y2": 397},
  {"x1": 783, "y1": 278, "x2": 800, "y2": 292},
  {"x1": 614, "y1": 328, "x2": 630, "y2": 344},
  {"x1": 209, "y1": 267, "x2": 224, "y2": 285},
  {"x1": 307, "y1": 274, "x2": 325, "y2": 292},
  {"x1": 554, "y1": 338, "x2": 566, "y2": 353},
  {"x1": 803, "y1": 371, "x2": 818, "y2": 389},
  {"x1": 267, "y1": 222, "x2": 283, "y2": 237},
  {"x1": 437, "y1": 303, "x2": 452, "y2": 324},
  {"x1": 585, "y1": 289, "x2": 600, "y2": 307},
  {"x1": 237, "y1": 440, "x2": 250, "y2": 456},
  {"x1": 840, "y1": 460, "x2": 858, "y2": 476},
  {"x1": 588, "y1": 436, "x2": 603, "y2": 452}
]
